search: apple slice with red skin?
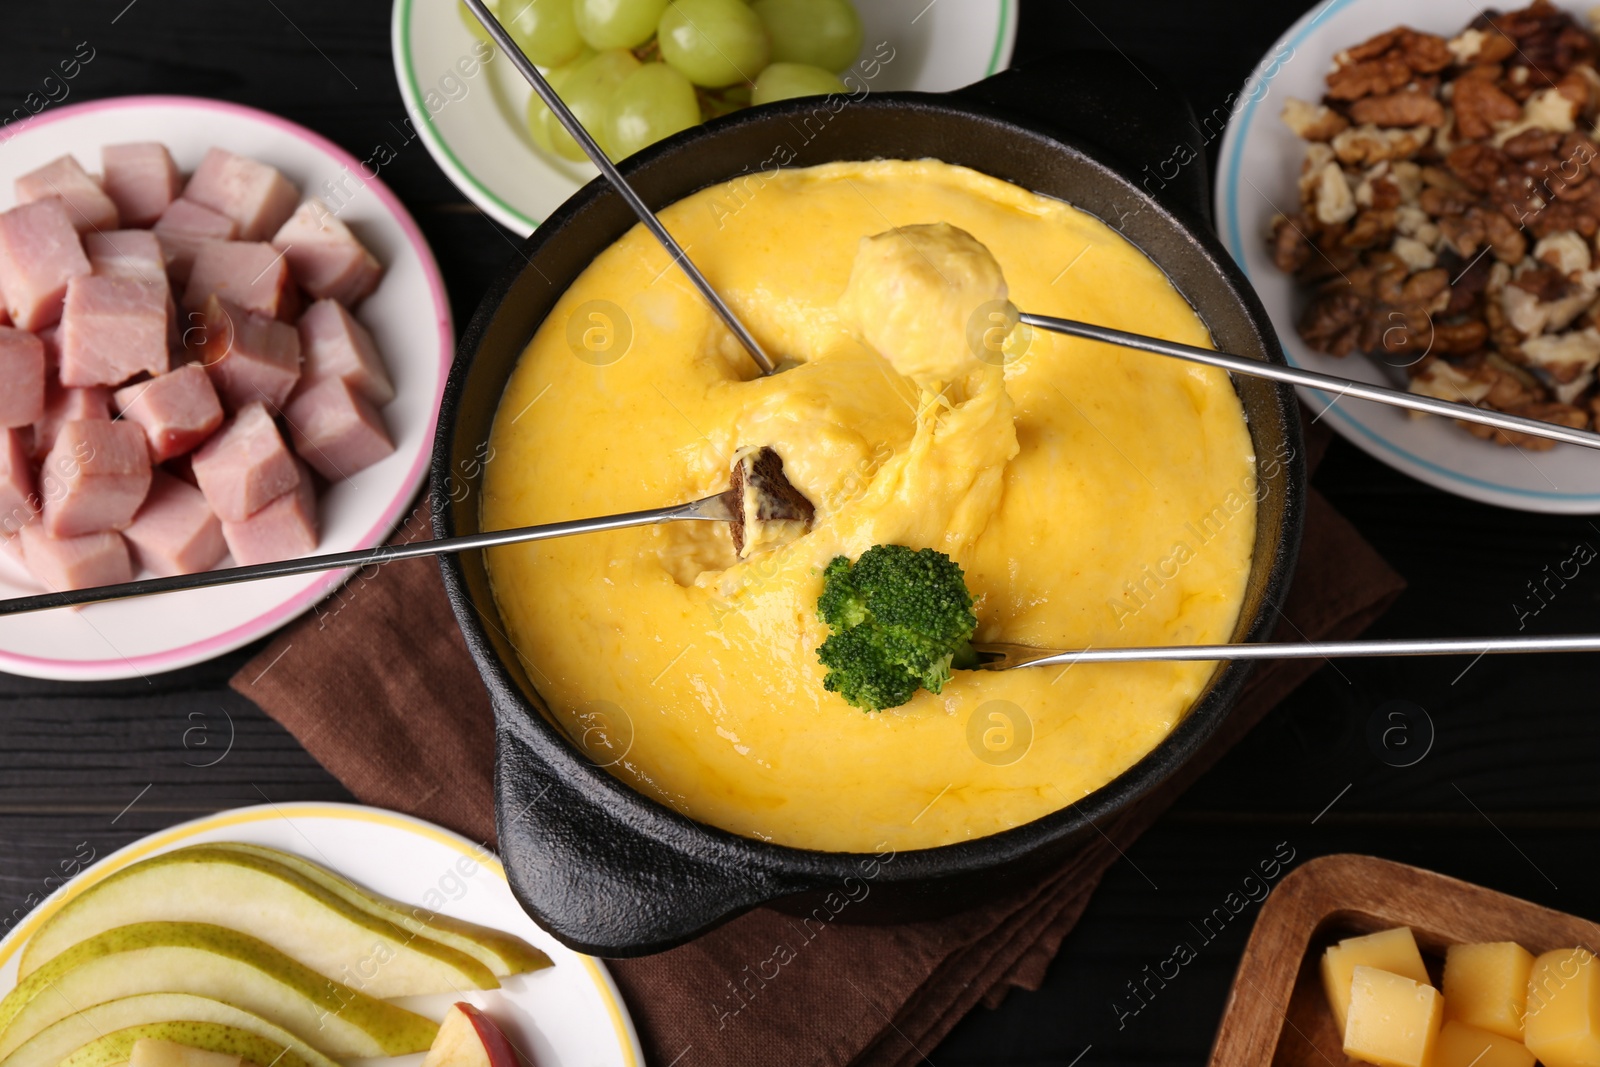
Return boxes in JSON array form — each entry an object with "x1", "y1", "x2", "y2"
[{"x1": 421, "y1": 1004, "x2": 523, "y2": 1067}]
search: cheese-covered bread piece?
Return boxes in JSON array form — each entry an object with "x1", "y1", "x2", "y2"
[{"x1": 839, "y1": 221, "x2": 1008, "y2": 387}]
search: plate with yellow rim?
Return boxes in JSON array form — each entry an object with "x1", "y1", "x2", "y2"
[
  {"x1": 0, "y1": 802, "x2": 642, "y2": 1067},
  {"x1": 390, "y1": 0, "x2": 1018, "y2": 236}
]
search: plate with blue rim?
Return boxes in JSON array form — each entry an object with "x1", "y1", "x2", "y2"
[{"x1": 1216, "y1": 0, "x2": 1600, "y2": 513}]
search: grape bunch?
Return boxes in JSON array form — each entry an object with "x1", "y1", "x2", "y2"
[{"x1": 460, "y1": 0, "x2": 865, "y2": 162}]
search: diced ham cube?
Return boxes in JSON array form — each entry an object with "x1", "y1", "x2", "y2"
[
  {"x1": 31, "y1": 382, "x2": 109, "y2": 463},
  {"x1": 153, "y1": 198, "x2": 238, "y2": 285},
  {"x1": 190, "y1": 401, "x2": 299, "y2": 522},
  {"x1": 0, "y1": 328, "x2": 45, "y2": 428},
  {"x1": 39, "y1": 419, "x2": 152, "y2": 538},
  {"x1": 100, "y1": 143, "x2": 182, "y2": 227},
  {"x1": 283, "y1": 376, "x2": 394, "y2": 481},
  {"x1": 59, "y1": 275, "x2": 168, "y2": 387},
  {"x1": 85, "y1": 229, "x2": 169, "y2": 291},
  {"x1": 297, "y1": 299, "x2": 393, "y2": 405},
  {"x1": 15, "y1": 155, "x2": 119, "y2": 233},
  {"x1": 272, "y1": 199, "x2": 383, "y2": 307},
  {"x1": 183, "y1": 240, "x2": 295, "y2": 319},
  {"x1": 0, "y1": 531, "x2": 39, "y2": 590},
  {"x1": 221, "y1": 461, "x2": 316, "y2": 565},
  {"x1": 0, "y1": 427, "x2": 38, "y2": 538},
  {"x1": 191, "y1": 295, "x2": 300, "y2": 411},
  {"x1": 183, "y1": 149, "x2": 300, "y2": 241},
  {"x1": 0, "y1": 200, "x2": 90, "y2": 331},
  {"x1": 113, "y1": 364, "x2": 224, "y2": 463},
  {"x1": 85, "y1": 230, "x2": 175, "y2": 346},
  {"x1": 123, "y1": 470, "x2": 226, "y2": 577},
  {"x1": 20, "y1": 524, "x2": 132, "y2": 591}
]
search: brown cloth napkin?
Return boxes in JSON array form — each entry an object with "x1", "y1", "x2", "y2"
[{"x1": 231, "y1": 426, "x2": 1403, "y2": 1067}]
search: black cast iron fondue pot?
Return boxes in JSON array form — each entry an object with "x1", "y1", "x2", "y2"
[{"x1": 432, "y1": 52, "x2": 1307, "y2": 958}]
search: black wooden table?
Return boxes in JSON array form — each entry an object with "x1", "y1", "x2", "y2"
[{"x1": 4, "y1": 3, "x2": 1599, "y2": 1065}]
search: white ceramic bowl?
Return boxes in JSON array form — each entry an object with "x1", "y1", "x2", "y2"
[
  {"x1": 0, "y1": 96, "x2": 452, "y2": 680},
  {"x1": 0, "y1": 802, "x2": 642, "y2": 1067},
  {"x1": 392, "y1": 0, "x2": 1019, "y2": 235},
  {"x1": 1216, "y1": 0, "x2": 1600, "y2": 512}
]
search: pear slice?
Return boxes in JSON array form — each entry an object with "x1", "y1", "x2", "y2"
[
  {"x1": 18, "y1": 847, "x2": 497, "y2": 997},
  {"x1": 67, "y1": 1025, "x2": 317, "y2": 1067},
  {"x1": 0, "y1": 922, "x2": 438, "y2": 1059},
  {"x1": 0, "y1": 994, "x2": 340, "y2": 1067},
  {"x1": 206, "y1": 844, "x2": 551, "y2": 978},
  {"x1": 129, "y1": 1038, "x2": 242, "y2": 1067}
]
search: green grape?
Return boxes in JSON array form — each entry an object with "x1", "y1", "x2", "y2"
[
  {"x1": 544, "y1": 48, "x2": 641, "y2": 160},
  {"x1": 607, "y1": 62, "x2": 701, "y2": 157},
  {"x1": 751, "y1": 61, "x2": 846, "y2": 104},
  {"x1": 752, "y1": 0, "x2": 862, "y2": 72},
  {"x1": 480, "y1": 0, "x2": 587, "y2": 66},
  {"x1": 574, "y1": 0, "x2": 671, "y2": 48},
  {"x1": 458, "y1": 2, "x2": 493, "y2": 41},
  {"x1": 658, "y1": 0, "x2": 771, "y2": 88},
  {"x1": 525, "y1": 47, "x2": 595, "y2": 155}
]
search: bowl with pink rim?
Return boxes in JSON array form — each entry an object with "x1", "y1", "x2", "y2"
[{"x1": 0, "y1": 95, "x2": 452, "y2": 681}]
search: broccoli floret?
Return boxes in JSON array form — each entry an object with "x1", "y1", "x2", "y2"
[{"x1": 815, "y1": 544, "x2": 979, "y2": 712}]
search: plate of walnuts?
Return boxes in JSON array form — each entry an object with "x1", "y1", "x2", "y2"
[{"x1": 1218, "y1": 0, "x2": 1600, "y2": 512}]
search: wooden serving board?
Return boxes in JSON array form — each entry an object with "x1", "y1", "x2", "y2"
[{"x1": 1208, "y1": 853, "x2": 1600, "y2": 1067}]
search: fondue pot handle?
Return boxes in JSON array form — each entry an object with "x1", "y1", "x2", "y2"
[
  {"x1": 492, "y1": 709, "x2": 810, "y2": 958},
  {"x1": 952, "y1": 50, "x2": 1213, "y2": 223}
]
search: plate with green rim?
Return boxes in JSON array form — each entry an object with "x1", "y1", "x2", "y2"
[{"x1": 391, "y1": 0, "x2": 1018, "y2": 236}]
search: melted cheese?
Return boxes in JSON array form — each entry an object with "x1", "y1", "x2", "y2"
[{"x1": 481, "y1": 159, "x2": 1257, "y2": 852}]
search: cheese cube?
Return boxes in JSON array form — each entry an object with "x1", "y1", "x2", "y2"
[
  {"x1": 1434, "y1": 1020, "x2": 1536, "y2": 1067},
  {"x1": 1344, "y1": 965, "x2": 1443, "y2": 1067},
  {"x1": 1445, "y1": 941, "x2": 1535, "y2": 1040},
  {"x1": 1526, "y1": 948, "x2": 1600, "y2": 1067},
  {"x1": 1322, "y1": 927, "x2": 1432, "y2": 1034}
]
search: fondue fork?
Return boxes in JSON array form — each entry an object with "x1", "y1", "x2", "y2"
[
  {"x1": 0, "y1": 449, "x2": 812, "y2": 616},
  {"x1": 973, "y1": 633, "x2": 1600, "y2": 669},
  {"x1": 1020, "y1": 313, "x2": 1600, "y2": 452},
  {"x1": 460, "y1": 0, "x2": 777, "y2": 376}
]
